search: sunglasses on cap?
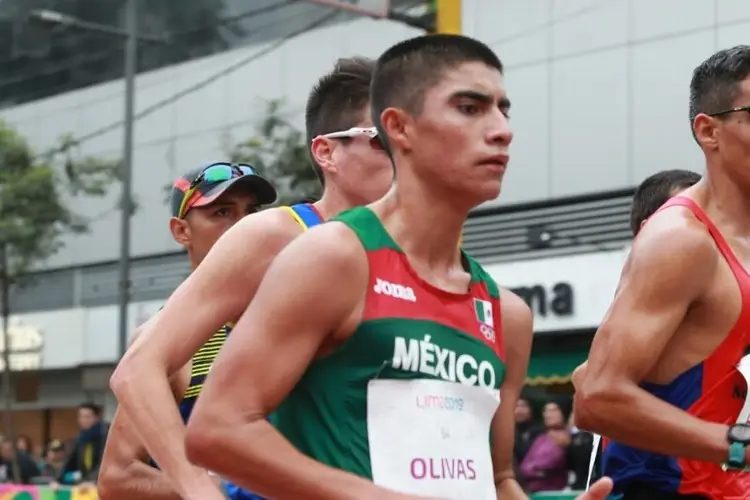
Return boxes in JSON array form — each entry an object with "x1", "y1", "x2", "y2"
[
  {"x1": 319, "y1": 126, "x2": 383, "y2": 150},
  {"x1": 177, "y1": 163, "x2": 259, "y2": 219}
]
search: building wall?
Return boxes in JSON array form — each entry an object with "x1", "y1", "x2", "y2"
[
  {"x1": 2, "y1": 0, "x2": 747, "y2": 270},
  {"x1": 0, "y1": 16, "x2": 422, "y2": 269},
  {"x1": 464, "y1": 0, "x2": 749, "y2": 205}
]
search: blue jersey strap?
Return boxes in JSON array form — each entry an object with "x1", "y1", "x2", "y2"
[{"x1": 283, "y1": 203, "x2": 324, "y2": 230}]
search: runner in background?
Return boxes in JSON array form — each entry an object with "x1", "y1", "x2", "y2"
[
  {"x1": 629, "y1": 169, "x2": 702, "y2": 236},
  {"x1": 575, "y1": 45, "x2": 750, "y2": 499},
  {"x1": 99, "y1": 164, "x2": 276, "y2": 500},
  {"x1": 109, "y1": 57, "x2": 394, "y2": 500},
  {"x1": 185, "y1": 33, "x2": 612, "y2": 500}
]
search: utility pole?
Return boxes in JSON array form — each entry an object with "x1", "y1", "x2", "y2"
[
  {"x1": 30, "y1": 2, "x2": 145, "y2": 361},
  {"x1": 117, "y1": 0, "x2": 138, "y2": 360}
]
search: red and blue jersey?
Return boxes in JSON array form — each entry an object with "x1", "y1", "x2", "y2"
[{"x1": 602, "y1": 197, "x2": 750, "y2": 500}]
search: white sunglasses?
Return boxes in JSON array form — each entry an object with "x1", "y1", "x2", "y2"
[{"x1": 319, "y1": 126, "x2": 378, "y2": 141}]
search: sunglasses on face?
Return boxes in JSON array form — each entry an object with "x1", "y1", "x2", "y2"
[
  {"x1": 319, "y1": 126, "x2": 383, "y2": 150},
  {"x1": 177, "y1": 163, "x2": 259, "y2": 219}
]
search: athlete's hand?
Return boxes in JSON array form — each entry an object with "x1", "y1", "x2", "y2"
[{"x1": 575, "y1": 477, "x2": 613, "y2": 500}]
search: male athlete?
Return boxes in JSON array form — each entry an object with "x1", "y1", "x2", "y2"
[
  {"x1": 184, "y1": 34, "x2": 612, "y2": 500},
  {"x1": 98, "y1": 163, "x2": 276, "y2": 500},
  {"x1": 109, "y1": 57, "x2": 394, "y2": 499},
  {"x1": 575, "y1": 45, "x2": 750, "y2": 499},
  {"x1": 629, "y1": 169, "x2": 702, "y2": 236},
  {"x1": 579, "y1": 168, "x2": 702, "y2": 490}
]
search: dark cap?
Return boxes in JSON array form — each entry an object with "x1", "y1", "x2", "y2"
[{"x1": 171, "y1": 163, "x2": 277, "y2": 218}]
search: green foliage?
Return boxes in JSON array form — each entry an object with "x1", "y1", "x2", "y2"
[
  {"x1": 226, "y1": 99, "x2": 320, "y2": 205},
  {"x1": 0, "y1": 120, "x2": 121, "y2": 278}
]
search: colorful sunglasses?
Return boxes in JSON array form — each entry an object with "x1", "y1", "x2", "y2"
[{"x1": 177, "y1": 163, "x2": 258, "y2": 219}]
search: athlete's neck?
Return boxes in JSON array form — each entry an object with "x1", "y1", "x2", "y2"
[
  {"x1": 313, "y1": 186, "x2": 360, "y2": 221},
  {"x1": 375, "y1": 180, "x2": 465, "y2": 271},
  {"x1": 701, "y1": 169, "x2": 750, "y2": 234}
]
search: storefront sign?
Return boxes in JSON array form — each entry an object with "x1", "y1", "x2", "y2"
[
  {"x1": 510, "y1": 282, "x2": 575, "y2": 318},
  {"x1": 485, "y1": 249, "x2": 629, "y2": 332}
]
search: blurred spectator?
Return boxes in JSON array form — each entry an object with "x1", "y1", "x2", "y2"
[
  {"x1": 0, "y1": 439, "x2": 41, "y2": 484},
  {"x1": 15, "y1": 435, "x2": 31, "y2": 455},
  {"x1": 39, "y1": 439, "x2": 67, "y2": 480},
  {"x1": 520, "y1": 401, "x2": 571, "y2": 493},
  {"x1": 514, "y1": 397, "x2": 542, "y2": 465},
  {"x1": 567, "y1": 409, "x2": 597, "y2": 490},
  {"x1": 59, "y1": 402, "x2": 109, "y2": 484}
]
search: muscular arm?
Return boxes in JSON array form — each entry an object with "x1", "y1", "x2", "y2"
[
  {"x1": 574, "y1": 210, "x2": 730, "y2": 462},
  {"x1": 98, "y1": 409, "x2": 181, "y2": 500},
  {"x1": 109, "y1": 209, "x2": 302, "y2": 499},
  {"x1": 492, "y1": 290, "x2": 533, "y2": 500},
  {"x1": 99, "y1": 318, "x2": 182, "y2": 500},
  {"x1": 185, "y1": 223, "x2": 408, "y2": 500}
]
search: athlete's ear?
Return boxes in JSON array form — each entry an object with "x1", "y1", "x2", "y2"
[
  {"x1": 169, "y1": 216, "x2": 191, "y2": 247},
  {"x1": 310, "y1": 136, "x2": 337, "y2": 176},
  {"x1": 692, "y1": 113, "x2": 719, "y2": 151},
  {"x1": 380, "y1": 107, "x2": 413, "y2": 153}
]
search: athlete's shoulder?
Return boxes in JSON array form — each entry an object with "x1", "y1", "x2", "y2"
[
  {"x1": 226, "y1": 206, "x2": 305, "y2": 243},
  {"x1": 631, "y1": 202, "x2": 717, "y2": 270}
]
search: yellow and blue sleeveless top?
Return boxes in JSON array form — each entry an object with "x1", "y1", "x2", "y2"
[{"x1": 177, "y1": 324, "x2": 231, "y2": 423}]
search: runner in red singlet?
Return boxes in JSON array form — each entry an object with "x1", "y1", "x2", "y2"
[{"x1": 574, "y1": 45, "x2": 750, "y2": 500}]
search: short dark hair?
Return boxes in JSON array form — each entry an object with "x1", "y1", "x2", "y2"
[
  {"x1": 630, "y1": 169, "x2": 701, "y2": 235},
  {"x1": 689, "y1": 46, "x2": 750, "y2": 123},
  {"x1": 370, "y1": 34, "x2": 503, "y2": 152},
  {"x1": 78, "y1": 402, "x2": 101, "y2": 417},
  {"x1": 305, "y1": 56, "x2": 376, "y2": 185}
]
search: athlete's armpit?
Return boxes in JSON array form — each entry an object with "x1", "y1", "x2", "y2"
[
  {"x1": 577, "y1": 211, "x2": 716, "y2": 407},
  {"x1": 185, "y1": 222, "x2": 385, "y2": 499},
  {"x1": 573, "y1": 209, "x2": 730, "y2": 463},
  {"x1": 491, "y1": 289, "x2": 532, "y2": 500}
]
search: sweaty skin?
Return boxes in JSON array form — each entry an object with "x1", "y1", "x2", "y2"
[
  {"x1": 575, "y1": 187, "x2": 750, "y2": 464},
  {"x1": 110, "y1": 208, "x2": 305, "y2": 499},
  {"x1": 99, "y1": 317, "x2": 192, "y2": 500}
]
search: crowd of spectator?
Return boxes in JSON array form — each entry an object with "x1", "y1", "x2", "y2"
[
  {"x1": 514, "y1": 397, "x2": 599, "y2": 494},
  {"x1": 1, "y1": 397, "x2": 597, "y2": 494},
  {"x1": 0, "y1": 403, "x2": 109, "y2": 488}
]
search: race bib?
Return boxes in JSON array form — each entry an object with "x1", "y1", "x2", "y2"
[{"x1": 367, "y1": 379, "x2": 500, "y2": 499}]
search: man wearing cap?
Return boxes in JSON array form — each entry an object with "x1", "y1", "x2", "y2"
[{"x1": 99, "y1": 163, "x2": 275, "y2": 500}]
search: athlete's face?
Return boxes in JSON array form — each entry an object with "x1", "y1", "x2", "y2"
[
  {"x1": 383, "y1": 62, "x2": 513, "y2": 209},
  {"x1": 695, "y1": 77, "x2": 750, "y2": 186},
  {"x1": 170, "y1": 185, "x2": 259, "y2": 266},
  {"x1": 312, "y1": 108, "x2": 393, "y2": 205}
]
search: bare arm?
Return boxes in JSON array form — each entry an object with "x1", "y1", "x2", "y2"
[
  {"x1": 492, "y1": 290, "x2": 533, "y2": 500},
  {"x1": 185, "y1": 223, "x2": 413, "y2": 500},
  {"x1": 574, "y1": 210, "x2": 730, "y2": 462},
  {"x1": 109, "y1": 208, "x2": 301, "y2": 499},
  {"x1": 99, "y1": 318, "x2": 181, "y2": 500},
  {"x1": 98, "y1": 409, "x2": 182, "y2": 500}
]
